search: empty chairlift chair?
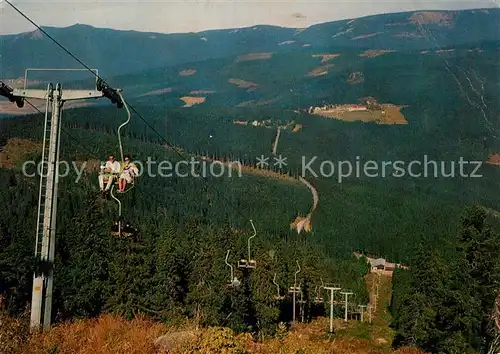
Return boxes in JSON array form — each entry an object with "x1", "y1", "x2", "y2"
[
  {"x1": 225, "y1": 250, "x2": 241, "y2": 288},
  {"x1": 273, "y1": 273, "x2": 285, "y2": 301},
  {"x1": 238, "y1": 220, "x2": 257, "y2": 269},
  {"x1": 313, "y1": 286, "x2": 324, "y2": 304}
]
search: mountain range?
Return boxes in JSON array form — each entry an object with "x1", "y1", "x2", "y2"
[{"x1": 1, "y1": 8, "x2": 498, "y2": 79}]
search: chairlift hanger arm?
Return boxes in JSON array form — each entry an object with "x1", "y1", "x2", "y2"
[
  {"x1": 0, "y1": 82, "x2": 25, "y2": 107},
  {"x1": 0, "y1": 82, "x2": 15, "y2": 101},
  {"x1": 225, "y1": 250, "x2": 234, "y2": 282},
  {"x1": 247, "y1": 219, "x2": 256, "y2": 261},
  {"x1": 294, "y1": 260, "x2": 301, "y2": 287},
  {"x1": 97, "y1": 78, "x2": 124, "y2": 108},
  {"x1": 116, "y1": 90, "x2": 131, "y2": 164}
]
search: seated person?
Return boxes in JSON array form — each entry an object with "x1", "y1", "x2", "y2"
[
  {"x1": 118, "y1": 155, "x2": 139, "y2": 192},
  {"x1": 99, "y1": 155, "x2": 121, "y2": 193}
]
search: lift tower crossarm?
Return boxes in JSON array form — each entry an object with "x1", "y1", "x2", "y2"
[{"x1": 12, "y1": 88, "x2": 104, "y2": 101}]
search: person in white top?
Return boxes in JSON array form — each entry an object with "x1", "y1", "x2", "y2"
[
  {"x1": 118, "y1": 155, "x2": 139, "y2": 192},
  {"x1": 99, "y1": 155, "x2": 121, "y2": 193}
]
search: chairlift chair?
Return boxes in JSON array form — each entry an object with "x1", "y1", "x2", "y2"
[
  {"x1": 288, "y1": 260, "x2": 302, "y2": 294},
  {"x1": 313, "y1": 286, "x2": 324, "y2": 304},
  {"x1": 110, "y1": 219, "x2": 137, "y2": 238},
  {"x1": 238, "y1": 220, "x2": 257, "y2": 269},
  {"x1": 99, "y1": 163, "x2": 120, "y2": 195},
  {"x1": 225, "y1": 250, "x2": 241, "y2": 288},
  {"x1": 297, "y1": 290, "x2": 306, "y2": 304},
  {"x1": 273, "y1": 273, "x2": 285, "y2": 300},
  {"x1": 288, "y1": 286, "x2": 301, "y2": 294}
]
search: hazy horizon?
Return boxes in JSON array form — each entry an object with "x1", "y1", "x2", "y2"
[{"x1": 0, "y1": 0, "x2": 498, "y2": 35}]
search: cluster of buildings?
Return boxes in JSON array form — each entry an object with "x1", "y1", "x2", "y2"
[
  {"x1": 353, "y1": 252, "x2": 409, "y2": 275},
  {"x1": 233, "y1": 119, "x2": 296, "y2": 130},
  {"x1": 307, "y1": 104, "x2": 369, "y2": 114},
  {"x1": 233, "y1": 120, "x2": 271, "y2": 127}
]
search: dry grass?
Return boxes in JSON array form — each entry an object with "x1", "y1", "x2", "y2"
[
  {"x1": 256, "y1": 98, "x2": 279, "y2": 106},
  {"x1": 228, "y1": 78, "x2": 258, "y2": 89},
  {"x1": 179, "y1": 69, "x2": 197, "y2": 76},
  {"x1": 312, "y1": 103, "x2": 407, "y2": 125},
  {"x1": 20, "y1": 315, "x2": 167, "y2": 354},
  {"x1": 139, "y1": 88, "x2": 173, "y2": 97},
  {"x1": 312, "y1": 54, "x2": 341, "y2": 63},
  {"x1": 409, "y1": 11, "x2": 455, "y2": 26},
  {"x1": 392, "y1": 32, "x2": 423, "y2": 39},
  {"x1": 278, "y1": 40, "x2": 296, "y2": 46},
  {"x1": 378, "y1": 104, "x2": 408, "y2": 125},
  {"x1": 307, "y1": 64, "x2": 335, "y2": 77},
  {"x1": 292, "y1": 124, "x2": 303, "y2": 132},
  {"x1": 435, "y1": 49, "x2": 455, "y2": 54},
  {"x1": 189, "y1": 90, "x2": 216, "y2": 95},
  {"x1": 0, "y1": 297, "x2": 30, "y2": 354},
  {"x1": 179, "y1": 97, "x2": 206, "y2": 107},
  {"x1": 359, "y1": 50, "x2": 396, "y2": 58},
  {"x1": 487, "y1": 153, "x2": 500, "y2": 166},
  {"x1": 236, "y1": 53, "x2": 273, "y2": 62},
  {"x1": 236, "y1": 100, "x2": 255, "y2": 107},
  {"x1": 3, "y1": 309, "x2": 424, "y2": 354},
  {"x1": 351, "y1": 32, "x2": 384, "y2": 40},
  {"x1": 365, "y1": 273, "x2": 395, "y2": 346}
]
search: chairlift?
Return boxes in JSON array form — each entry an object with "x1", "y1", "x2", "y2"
[
  {"x1": 313, "y1": 286, "x2": 324, "y2": 304},
  {"x1": 273, "y1": 273, "x2": 285, "y2": 300},
  {"x1": 288, "y1": 260, "x2": 301, "y2": 294},
  {"x1": 225, "y1": 250, "x2": 241, "y2": 288},
  {"x1": 297, "y1": 290, "x2": 307, "y2": 305},
  {"x1": 100, "y1": 89, "x2": 139, "y2": 235},
  {"x1": 238, "y1": 220, "x2": 257, "y2": 269},
  {"x1": 110, "y1": 218, "x2": 137, "y2": 238}
]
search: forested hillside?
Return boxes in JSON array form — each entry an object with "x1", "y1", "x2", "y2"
[{"x1": 391, "y1": 206, "x2": 500, "y2": 353}]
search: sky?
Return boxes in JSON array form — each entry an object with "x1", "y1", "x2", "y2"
[{"x1": 0, "y1": 0, "x2": 498, "y2": 35}]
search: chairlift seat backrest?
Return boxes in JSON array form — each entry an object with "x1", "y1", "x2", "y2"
[{"x1": 288, "y1": 286, "x2": 301, "y2": 293}]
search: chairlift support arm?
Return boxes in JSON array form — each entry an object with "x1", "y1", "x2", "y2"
[
  {"x1": 248, "y1": 220, "x2": 256, "y2": 261},
  {"x1": 225, "y1": 250, "x2": 234, "y2": 283},
  {"x1": 294, "y1": 260, "x2": 301, "y2": 288}
]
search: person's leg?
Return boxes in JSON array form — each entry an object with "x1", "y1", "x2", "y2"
[
  {"x1": 98, "y1": 175, "x2": 104, "y2": 191},
  {"x1": 105, "y1": 176, "x2": 114, "y2": 191},
  {"x1": 119, "y1": 178, "x2": 126, "y2": 192}
]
